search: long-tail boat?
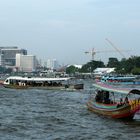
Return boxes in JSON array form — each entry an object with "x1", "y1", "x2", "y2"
[{"x1": 87, "y1": 82, "x2": 140, "y2": 119}]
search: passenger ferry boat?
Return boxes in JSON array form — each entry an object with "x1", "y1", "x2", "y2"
[
  {"x1": 3, "y1": 76, "x2": 84, "y2": 91},
  {"x1": 87, "y1": 82, "x2": 140, "y2": 119},
  {"x1": 101, "y1": 75, "x2": 140, "y2": 86}
]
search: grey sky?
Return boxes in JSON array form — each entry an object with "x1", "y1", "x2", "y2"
[{"x1": 0, "y1": 0, "x2": 140, "y2": 65}]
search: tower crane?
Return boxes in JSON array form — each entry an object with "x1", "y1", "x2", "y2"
[
  {"x1": 85, "y1": 48, "x2": 115, "y2": 61},
  {"x1": 85, "y1": 40, "x2": 130, "y2": 61},
  {"x1": 105, "y1": 38, "x2": 126, "y2": 58},
  {"x1": 85, "y1": 48, "x2": 95, "y2": 60}
]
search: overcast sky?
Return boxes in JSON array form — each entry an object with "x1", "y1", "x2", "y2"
[{"x1": 0, "y1": 0, "x2": 140, "y2": 65}]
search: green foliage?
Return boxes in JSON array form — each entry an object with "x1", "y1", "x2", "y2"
[
  {"x1": 80, "y1": 60, "x2": 105, "y2": 73},
  {"x1": 66, "y1": 65, "x2": 79, "y2": 74},
  {"x1": 131, "y1": 67, "x2": 140, "y2": 75},
  {"x1": 78, "y1": 55, "x2": 140, "y2": 75},
  {"x1": 107, "y1": 57, "x2": 119, "y2": 68},
  {"x1": 110, "y1": 56, "x2": 140, "y2": 75},
  {"x1": 66, "y1": 60, "x2": 105, "y2": 74}
]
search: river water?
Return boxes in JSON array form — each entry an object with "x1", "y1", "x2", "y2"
[{"x1": 0, "y1": 80, "x2": 140, "y2": 140}]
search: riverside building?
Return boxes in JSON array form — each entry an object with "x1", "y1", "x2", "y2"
[
  {"x1": 16, "y1": 54, "x2": 37, "y2": 72},
  {"x1": 45, "y1": 59, "x2": 59, "y2": 71},
  {"x1": 0, "y1": 46, "x2": 27, "y2": 66}
]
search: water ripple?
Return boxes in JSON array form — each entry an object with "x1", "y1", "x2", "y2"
[{"x1": 0, "y1": 83, "x2": 140, "y2": 139}]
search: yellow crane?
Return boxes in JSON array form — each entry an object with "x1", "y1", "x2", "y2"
[
  {"x1": 85, "y1": 39, "x2": 130, "y2": 61},
  {"x1": 85, "y1": 48, "x2": 95, "y2": 60},
  {"x1": 85, "y1": 48, "x2": 115, "y2": 61}
]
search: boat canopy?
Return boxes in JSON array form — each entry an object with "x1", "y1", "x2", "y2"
[
  {"x1": 5, "y1": 76, "x2": 71, "y2": 82},
  {"x1": 102, "y1": 76, "x2": 136, "y2": 81},
  {"x1": 129, "y1": 89, "x2": 140, "y2": 95},
  {"x1": 109, "y1": 76, "x2": 136, "y2": 80},
  {"x1": 93, "y1": 82, "x2": 135, "y2": 95}
]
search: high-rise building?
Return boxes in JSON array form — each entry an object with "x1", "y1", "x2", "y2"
[
  {"x1": 45, "y1": 59, "x2": 59, "y2": 71},
  {"x1": 16, "y1": 54, "x2": 37, "y2": 72},
  {"x1": 0, "y1": 46, "x2": 27, "y2": 66}
]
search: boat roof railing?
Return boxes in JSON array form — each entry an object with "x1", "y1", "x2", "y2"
[{"x1": 93, "y1": 82, "x2": 140, "y2": 95}]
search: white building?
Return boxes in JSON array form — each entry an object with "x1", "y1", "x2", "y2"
[
  {"x1": 45, "y1": 59, "x2": 59, "y2": 71},
  {"x1": 67, "y1": 64, "x2": 82, "y2": 69},
  {"x1": 16, "y1": 54, "x2": 37, "y2": 72},
  {"x1": 0, "y1": 54, "x2": 3, "y2": 66},
  {"x1": 94, "y1": 68, "x2": 115, "y2": 76}
]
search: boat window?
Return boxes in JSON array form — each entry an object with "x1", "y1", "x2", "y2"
[{"x1": 5, "y1": 79, "x2": 9, "y2": 83}]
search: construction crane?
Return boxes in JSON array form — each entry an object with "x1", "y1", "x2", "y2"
[
  {"x1": 105, "y1": 38, "x2": 126, "y2": 58},
  {"x1": 85, "y1": 48, "x2": 114, "y2": 61},
  {"x1": 85, "y1": 40, "x2": 130, "y2": 61},
  {"x1": 85, "y1": 48, "x2": 95, "y2": 60}
]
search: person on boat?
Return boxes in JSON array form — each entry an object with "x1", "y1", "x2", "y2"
[
  {"x1": 65, "y1": 84, "x2": 69, "y2": 88},
  {"x1": 18, "y1": 81, "x2": 22, "y2": 86},
  {"x1": 120, "y1": 98, "x2": 123, "y2": 104},
  {"x1": 124, "y1": 96, "x2": 129, "y2": 104},
  {"x1": 95, "y1": 90, "x2": 102, "y2": 102},
  {"x1": 95, "y1": 90, "x2": 110, "y2": 103},
  {"x1": 103, "y1": 91, "x2": 111, "y2": 104},
  {"x1": 117, "y1": 98, "x2": 125, "y2": 108}
]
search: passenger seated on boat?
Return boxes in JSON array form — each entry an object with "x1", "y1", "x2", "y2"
[
  {"x1": 120, "y1": 98, "x2": 123, "y2": 104},
  {"x1": 95, "y1": 90, "x2": 102, "y2": 102},
  {"x1": 95, "y1": 90, "x2": 104, "y2": 103},
  {"x1": 103, "y1": 91, "x2": 111, "y2": 104},
  {"x1": 117, "y1": 98, "x2": 124, "y2": 108},
  {"x1": 104, "y1": 98, "x2": 111, "y2": 104},
  {"x1": 22, "y1": 83, "x2": 26, "y2": 86},
  {"x1": 124, "y1": 97, "x2": 129, "y2": 104},
  {"x1": 65, "y1": 84, "x2": 69, "y2": 88},
  {"x1": 58, "y1": 82, "x2": 62, "y2": 86},
  {"x1": 18, "y1": 82, "x2": 22, "y2": 86}
]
